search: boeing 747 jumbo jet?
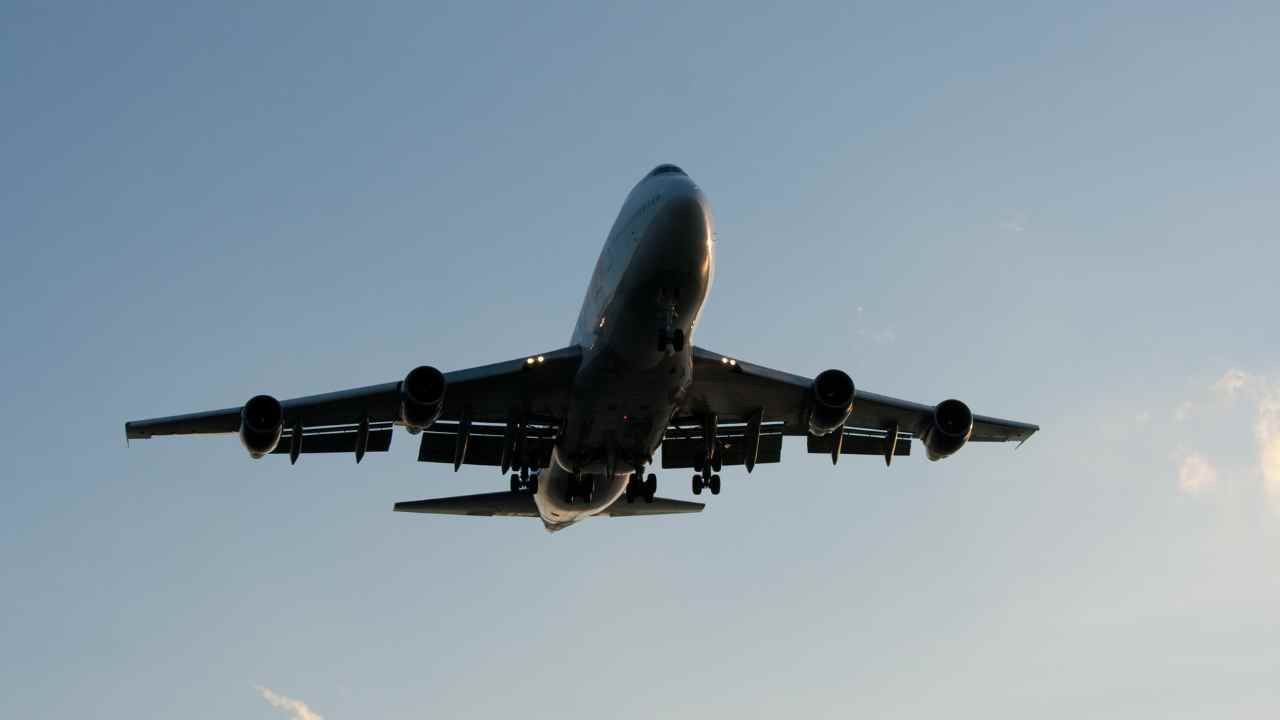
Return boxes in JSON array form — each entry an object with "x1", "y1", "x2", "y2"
[{"x1": 126, "y1": 164, "x2": 1038, "y2": 531}]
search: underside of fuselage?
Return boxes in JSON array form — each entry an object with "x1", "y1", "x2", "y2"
[{"x1": 533, "y1": 165, "x2": 714, "y2": 529}]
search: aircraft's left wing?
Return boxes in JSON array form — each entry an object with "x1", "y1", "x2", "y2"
[
  {"x1": 673, "y1": 346, "x2": 1036, "y2": 468},
  {"x1": 125, "y1": 346, "x2": 583, "y2": 462}
]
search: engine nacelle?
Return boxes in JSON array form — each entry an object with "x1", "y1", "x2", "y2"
[
  {"x1": 401, "y1": 365, "x2": 446, "y2": 432},
  {"x1": 920, "y1": 398, "x2": 974, "y2": 460},
  {"x1": 240, "y1": 394, "x2": 284, "y2": 459},
  {"x1": 808, "y1": 369, "x2": 855, "y2": 436}
]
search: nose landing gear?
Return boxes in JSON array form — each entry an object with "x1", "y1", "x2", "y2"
[{"x1": 657, "y1": 294, "x2": 685, "y2": 353}]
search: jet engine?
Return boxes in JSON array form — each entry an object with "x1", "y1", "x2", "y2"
[
  {"x1": 808, "y1": 369, "x2": 855, "y2": 436},
  {"x1": 240, "y1": 394, "x2": 284, "y2": 458},
  {"x1": 401, "y1": 365, "x2": 446, "y2": 432},
  {"x1": 920, "y1": 399, "x2": 974, "y2": 460}
]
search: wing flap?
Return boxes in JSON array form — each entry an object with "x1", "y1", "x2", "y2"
[
  {"x1": 807, "y1": 429, "x2": 913, "y2": 457},
  {"x1": 660, "y1": 432, "x2": 783, "y2": 469},
  {"x1": 269, "y1": 426, "x2": 394, "y2": 455},
  {"x1": 416, "y1": 422, "x2": 557, "y2": 468}
]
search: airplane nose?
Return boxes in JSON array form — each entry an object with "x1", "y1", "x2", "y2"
[
  {"x1": 657, "y1": 185, "x2": 712, "y2": 249},
  {"x1": 647, "y1": 183, "x2": 714, "y2": 282}
]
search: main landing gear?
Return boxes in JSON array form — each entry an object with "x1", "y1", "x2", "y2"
[
  {"x1": 625, "y1": 471, "x2": 657, "y2": 503},
  {"x1": 509, "y1": 467, "x2": 538, "y2": 494},
  {"x1": 564, "y1": 474, "x2": 595, "y2": 504},
  {"x1": 692, "y1": 473, "x2": 720, "y2": 495}
]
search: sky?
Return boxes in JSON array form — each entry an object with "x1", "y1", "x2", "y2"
[{"x1": 2, "y1": 1, "x2": 1278, "y2": 718}]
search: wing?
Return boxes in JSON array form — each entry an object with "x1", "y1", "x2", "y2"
[
  {"x1": 677, "y1": 346, "x2": 1036, "y2": 466},
  {"x1": 125, "y1": 346, "x2": 583, "y2": 463}
]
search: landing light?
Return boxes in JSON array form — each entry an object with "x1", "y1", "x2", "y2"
[
  {"x1": 537, "y1": 355, "x2": 545, "y2": 363},
  {"x1": 526, "y1": 358, "x2": 535, "y2": 365}
]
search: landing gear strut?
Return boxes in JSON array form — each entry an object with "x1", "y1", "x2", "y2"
[
  {"x1": 625, "y1": 471, "x2": 658, "y2": 503},
  {"x1": 657, "y1": 294, "x2": 684, "y2": 353},
  {"x1": 510, "y1": 468, "x2": 538, "y2": 494}
]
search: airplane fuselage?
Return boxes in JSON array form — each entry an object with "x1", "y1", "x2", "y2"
[{"x1": 534, "y1": 167, "x2": 714, "y2": 528}]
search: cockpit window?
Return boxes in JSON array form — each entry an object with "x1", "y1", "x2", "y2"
[{"x1": 646, "y1": 164, "x2": 686, "y2": 178}]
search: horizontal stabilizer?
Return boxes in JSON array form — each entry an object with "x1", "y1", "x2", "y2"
[
  {"x1": 394, "y1": 491, "x2": 538, "y2": 517},
  {"x1": 602, "y1": 496, "x2": 704, "y2": 516},
  {"x1": 392, "y1": 492, "x2": 705, "y2": 518}
]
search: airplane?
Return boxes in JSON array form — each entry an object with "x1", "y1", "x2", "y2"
[{"x1": 125, "y1": 163, "x2": 1038, "y2": 531}]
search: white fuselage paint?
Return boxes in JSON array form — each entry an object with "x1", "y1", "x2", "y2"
[{"x1": 532, "y1": 170, "x2": 715, "y2": 530}]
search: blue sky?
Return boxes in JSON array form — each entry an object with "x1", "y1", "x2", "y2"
[{"x1": 3, "y1": 1, "x2": 1278, "y2": 717}]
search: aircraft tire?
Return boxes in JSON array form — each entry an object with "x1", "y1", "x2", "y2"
[
  {"x1": 692, "y1": 474, "x2": 703, "y2": 495},
  {"x1": 709, "y1": 474, "x2": 721, "y2": 495},
  {"x1": 510, "y1": 474, "x2": 520, "y2": 493}
]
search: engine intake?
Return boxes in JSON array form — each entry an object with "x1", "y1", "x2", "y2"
[
  {"x1": 240, "y1": 394, "x2": 283, "y2": 458},
  {"x1": 920, "y1": 398, "x2": 974, "y2": 460},
  {"x1": 401, "y1": 365, "x2": 446, "y2": 432},
  {"x1": 808, "y1": 369, "x2": 855, "y2": 436}
]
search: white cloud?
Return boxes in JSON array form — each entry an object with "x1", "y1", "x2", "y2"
[
  {"x1": 1174, "y1": 401, "x2": 1193, "y2": 422},
  {"x1": 257, "y1": 686, "x2": 324, "y2": 720},
  {"x1": 1177, "y1": 452, "x2": 1218, "y2": 496},
  {"x1": 1214, "y1": 368, "x2": 1250, "y2": 399},
  {"x1": 1255, "y1": 384, "x2": 1280, "y2": 514},
  {"x1": 1135, "y1": 410, "x2": 1151, "y2": 429}
]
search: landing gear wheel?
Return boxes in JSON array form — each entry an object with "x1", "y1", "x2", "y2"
[
  {"x1": 709, "y1": 474, "x2": 721, "y2": 495},
  {"x1": 672, "y1": 328, "x2": 685, "y2": 352},
  {"x1": 644, "y1": 473, "x2": 657, "y2": 502},
  {"x1": 692, "y1": 474, "x2": 703, "y2": 495},
  {"x1": 510, "y1": 474, "x2": 520, "y2": 493},
  {"x1": 711, "y1": 453, "x2": 722, "y2": 473},
  {"x1": 528, "y1": 473, "x2": 539, "y2": 494},
  {"x1": 625, "y1": 474, "x2": 637, "y2": 503}
]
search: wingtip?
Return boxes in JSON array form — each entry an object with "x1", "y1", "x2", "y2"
[{"x1": 1015, "y1": 426, "x2": 1040, "y2": 449}]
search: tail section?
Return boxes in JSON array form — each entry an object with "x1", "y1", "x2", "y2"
[{"x1": 393, "y1": 491, "x2": 704, "y2": 521}]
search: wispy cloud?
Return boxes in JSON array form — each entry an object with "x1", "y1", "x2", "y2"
[
  {"x1": 1255, "y1": 383, "x2": 1280, "y2": 514},
  {"x1": 1174, "y1": 401, "x2": 1193, "y2": 422},
  {"x1": 1177, "y1": 452, "x2": 1218, "y2": 496},
  {"x1": 257, "y1": 686, "x2": 324, "y2": 720},
  {"x1": 1183, "y1": 369, "x2": 1280, "y2": 514},
  {"x1": 1214, "y1": 368, "x2": 1249, "y2": 399}
]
